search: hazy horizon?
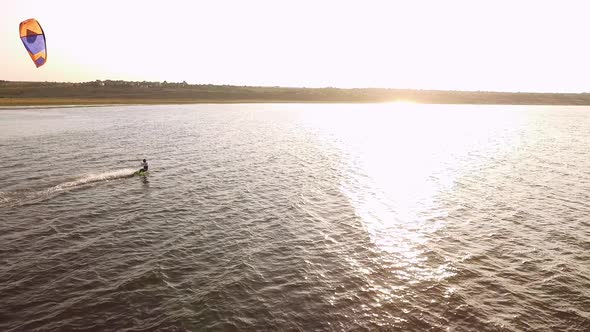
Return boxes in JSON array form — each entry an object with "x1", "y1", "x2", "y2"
[
  {"x1": 4, "y1": 78, "x2": 590, "y2": 95},
  {"x1": 3, "y1": 0, "x2": 590, "y2": 93}
]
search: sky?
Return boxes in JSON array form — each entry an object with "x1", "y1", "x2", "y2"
[{"x1": 2, "y1": 0, "x2": 590, "y2": 92}]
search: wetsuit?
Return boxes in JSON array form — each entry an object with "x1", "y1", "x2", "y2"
[{"x1": 140, "y1": 161, "x2": 148, "y2": 172}]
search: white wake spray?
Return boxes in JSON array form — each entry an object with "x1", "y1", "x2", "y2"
[
  {"x1": 49, "y1": 168, "x2": 138, "y2": 192},
  {"x1": 1, "y1": 168, "x2": 139, "y2": 207}
]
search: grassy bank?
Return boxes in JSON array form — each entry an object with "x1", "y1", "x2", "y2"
[{"x1": 2, "y1": 80, "x2": 590, "y2": 106}]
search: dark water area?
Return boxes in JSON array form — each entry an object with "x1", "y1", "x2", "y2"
[{"x1": 0, "y1": 104, "x2": 589, "y2": 331}]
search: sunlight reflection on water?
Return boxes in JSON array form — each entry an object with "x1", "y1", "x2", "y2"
[{"x1": 301, "y1": 103, "x2": 528, "y2": 285}]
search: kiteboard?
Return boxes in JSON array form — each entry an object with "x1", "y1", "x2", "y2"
[{"x1": 134, "y1": 170, "x2": 148, "y2": 176}]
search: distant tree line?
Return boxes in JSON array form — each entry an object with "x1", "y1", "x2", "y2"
[
  {"x1": 2, "y1": 80, "x2": 590, "y2": 105},
  {"x1": 84, "y1": 80, "x2": 190, "y2": 88}
]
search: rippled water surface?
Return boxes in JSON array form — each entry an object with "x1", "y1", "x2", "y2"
[{"x1": 1, "y1": 104, "x2": 589, "y2": 331}]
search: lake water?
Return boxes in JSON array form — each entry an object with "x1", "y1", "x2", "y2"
[{"x1": 0, "y1": 104, "x2": 589, "y2": 331}]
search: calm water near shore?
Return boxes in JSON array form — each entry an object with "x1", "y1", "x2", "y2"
[{"x1": 1, "y1": 104, "x2": 589, "y2": 331}]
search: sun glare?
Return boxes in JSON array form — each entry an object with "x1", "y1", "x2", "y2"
[
  {"x1": 387, "y1": 100, "x2": 417, "y2": 106},
  {"x1": 298, "y1": 103, "x2": 529, "y2": 285}
]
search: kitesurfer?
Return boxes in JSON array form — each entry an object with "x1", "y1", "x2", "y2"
[{"x1": 139, "y1": 159, "x2": 148, "y2": 173}]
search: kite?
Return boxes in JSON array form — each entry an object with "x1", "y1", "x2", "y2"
[{"x1": 19, "y1": 18, "x2": 47, "y2": 68}]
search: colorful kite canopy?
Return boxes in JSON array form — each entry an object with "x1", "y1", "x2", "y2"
[{"x1": 19, "y1": 18, "x2": 47, "y2": 68}]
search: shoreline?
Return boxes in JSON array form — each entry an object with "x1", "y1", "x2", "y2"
[
  {"x1": 0, "y1": 98, "x2": 389, "y2": 106},
  {"x1": 2, "y1": 98, "x2": 590, "y2": 107}
]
